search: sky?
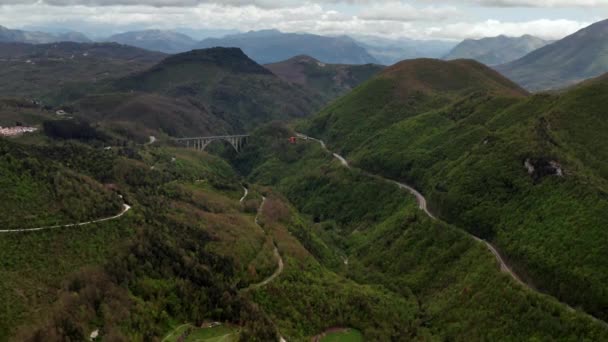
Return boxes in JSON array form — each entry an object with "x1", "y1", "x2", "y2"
[{"x1": 0, "y1": 0, "x2": 606, "y2": 40}]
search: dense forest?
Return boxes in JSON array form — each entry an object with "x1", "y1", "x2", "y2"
[
  {"x1": 231, "y1": 123, "x2": 608, "y2": 340},
  {"x1": 1, "y1": 40, "x2": 608, "y2": 341},
  {"x1": 299, "y1": 61, "x2": 608, "y2": 322}
]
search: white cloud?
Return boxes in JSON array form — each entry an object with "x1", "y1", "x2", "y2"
[
  {"x1": 425, "y1": 19, "x2": 591, "y2": 40},
  {"x1": 0, "y1": 1, "x2": 599, "y2": 41},
  {"x1": 468, "y1": 0, "x2": 608, "y2": 7},
  {"x1": 1, "y1": 0, "x2": 608, "y2": 8},
  {"x1": 0, "y1": 0, "x2": 311, "y2": 8},
  {"x1": 358, "y1": 2, "x2": 460, "y2": 22}
]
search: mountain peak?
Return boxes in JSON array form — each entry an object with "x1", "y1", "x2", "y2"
[
  {"x1": 155, "y1": 47, "x2": 271, "y2": 75},
  {"x1": 444, "y1": 34, "x2": 549, "y2": 65},
  {"x1": 197, "y1": 30, "x2": 378, "y2": 65},
  {"x1": 497, "y1": 19, "x2": 608, "y2": 91},
  {"x1": 573, "y1": 18, "x2": 608, "y2": 37},
  {"x1": 381, "y1": 58, "x2": 527, "y2": 97},
  {"x1": 241, "y1": 29, "x2": 282, "y2": 37},
  {"x1": 104, "y1": 29, "x2": 196, "y2": 53},
  {"x1": 288, "y1": 55, "x2": 321, "y2": 64}
]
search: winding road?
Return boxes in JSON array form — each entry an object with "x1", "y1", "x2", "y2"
[
  {"x1": 245, "y1": 196, "x2": 285, "y2": 291},
  {"x1": 240, "y1": 186, "x2": 249, "y2": 203},
  {"x1": 296, "y1": 132, "x2": 608, "y2": 326},
  {"x1": 0, "y1": 203, "x2": 131, "y2": 233},
  {"x1": 296, "y1": 133, "x2": 524, "y2": 286}
]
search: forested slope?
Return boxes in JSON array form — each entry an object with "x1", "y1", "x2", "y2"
[
  {"x1": 49, "y1": 48, "x2": 323, "y2": 138},
  {"x1": 0, "y1": 139, "x2": 122, "y2": 230},
  {"x1": 231, "y1": 123, "x2": 608, "y2": 339},
  {"x1": 299, "y1": 59, "x2": 608, "y2": 322}
]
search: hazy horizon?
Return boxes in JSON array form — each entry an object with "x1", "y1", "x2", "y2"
[{"x1": 0, "y1": 1, "x2": 606, "y2": 41}]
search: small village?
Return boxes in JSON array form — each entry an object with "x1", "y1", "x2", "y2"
[{"x1": 0, "y1": 126, "x2": 38, "y2": 137}]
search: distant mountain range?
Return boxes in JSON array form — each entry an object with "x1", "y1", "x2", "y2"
[
  {"x1": 444, "y1": 34, "x2": 550, "y2": 66},
  {"x1": 0, "y1": 25, "x2": 90, "y2": 44},
  {"x1": 265, "y1": 55, "x2": 383, "y2": 103},
  {"x1": 6, "y1": 21, "x2": 608, "y2": 92},
  {"x1": 353, "y1": 35, "x2": 457, "y2": 65},
  {"x1": 196, "y1": 29, "x2": 379, "y2": 65},
  {"x1": 104, "y1": 30, "x2": 196, "y2": 54},
  {"x1": 496, "y1": 19, "x2": 608, "y2": 91},
  {"x1": 0, "y1": 42, "x2": 165, "y2": 98}
]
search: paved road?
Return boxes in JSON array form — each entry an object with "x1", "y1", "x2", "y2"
[
  {"x1": 470, "y1": 235, "x2": 525, "y2": 286},
  {"x1": 240, "y1": 186, "x2": 249, "y2": 203},
  {"x1": 0, "y1": 203, "x2": 131, "y2": 233},
  {"x1": 246, "y1": 196, "x2": 285, "y2": 291},
  {"x1": 296, "y1": 133, "x2": 522, "y2": 284},
  {"x1": 248, "y1": 245, "x2": 284, "y2": 290},
  {"x1": 296, "y1": 132, "x2": 608, "y2": 326},
  {"x1": 392, "y1": 180, "x2": 437, "y2": 220}
]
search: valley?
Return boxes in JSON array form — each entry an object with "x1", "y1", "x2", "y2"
[
  {"x1": 1, "y1": 14, "x2": 608, "y2": 341},
  {"x1": 296, "y1": 131, "x2": 605, "y2": 323}
]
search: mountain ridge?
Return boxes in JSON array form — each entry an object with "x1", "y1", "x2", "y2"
[
  {"x1": 496, "y1": 19, "x2": 608, "y2": 91},
  {"x1": 57, "y1": 47, "x2": 323, "y2": 137},
  {"x1": 104, "y1": 29, "x2": 197, "y2": 53},
  {"x1": 196, "y1": 30, "x2": 379, "y2": 65},
  {"x1": 0, "y1": 41, "x2": 166, "y2": 99},
  {"x1": 444, "y1": 34, "x2": 550, "y2": 65},
  {"x1": 300, "y1": 54, "x2": 608, "y2": 323},
  {"x1": 0, "y1": 25, "x2": 91, "y2": 44}
]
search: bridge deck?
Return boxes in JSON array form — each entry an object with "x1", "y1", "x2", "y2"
[{"x1": 172, "y1": 134, "x2": 249, "y2": 141}]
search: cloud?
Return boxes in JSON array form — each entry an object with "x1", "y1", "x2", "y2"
[
  {"x1": 0, "y1": 1, "x2": 597, "y2": 41},
  {"x1": 423, "y1": 0, "x2": 608, "y2": 8},
  {"x1": 425, "y1": 19, "x2": 591, "y2": 40},
  {"x1": 0, "y1": 0, "x2": 308, "y2": 8},
  {"x1": 358, "y1": 2, "x2": 460, "y2": 22},
  {"x1": 468, "y1": 0, "x2": 608, "y2": 7},
  {"x1": 2, "y1": 0, "x2": 607, "y2": 8}
]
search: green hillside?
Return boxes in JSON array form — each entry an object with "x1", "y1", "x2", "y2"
[
  {"x1": 305, "y1": 58, "x2": 527, "y2": 154},
  {"x1": 74, "y1": 93, "x2": 235, "y2": 138},
  {"x1": 52, "y1": 47, "x2": 324, "y2": 138},
  {"x1": 231, "y1": 123, "x2": 608, "y2": 339},
  {"x1": 0, "y1": 136, "x2": 280, "y2": 340},
  {"x1": 2, "y1": 25, "x2": 608, "y2": 341},
  {"x1": 299, "y1": 58, "x2": 608, "y2": 323},
  {"x1": 0, "y1": 42, "x2": 165, "y2": 99},
  {"x1": 0, "y1": 129, "x2": 462, "y2": 341},
  {"x1": 0, "y1": 139, "x2": 122, "y2": 230},
  {"x1": 108, "y1": 48, "x2": 323, "y2": 132},
  {"x1": 0, "y1": 98, "x2": 54, "y2": 127}
]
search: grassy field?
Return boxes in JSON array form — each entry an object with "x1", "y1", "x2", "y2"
[
  {"x1": 163, "y1": 324, "x2": 240, "y2": 342},
  {"x1": 320, "y1": 328, "x2": 363, "y2": 342}
]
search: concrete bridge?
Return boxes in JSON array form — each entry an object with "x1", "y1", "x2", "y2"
[{"x1": 172, "y1": 134, "x2": 249, "y2": 152}]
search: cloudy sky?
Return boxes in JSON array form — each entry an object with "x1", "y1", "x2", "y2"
[{"x1": 1, "y1": 0, "x2": 606, "y2": 40}]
